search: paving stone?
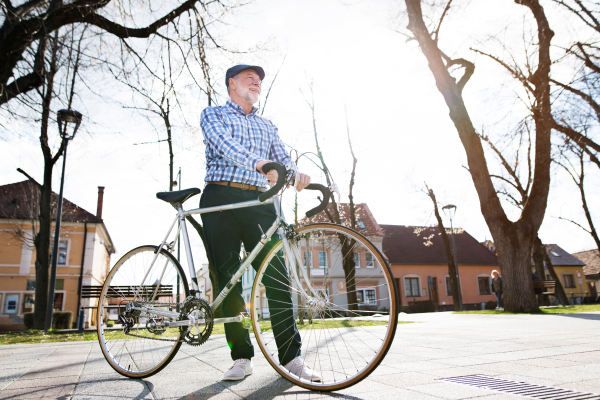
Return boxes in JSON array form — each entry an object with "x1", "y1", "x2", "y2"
[
  {"x1": 406, "y1": 381, "x2": 497, "y2": 399},
  {"x1": 369, "y1": 371, "x2": 436, "y2": 388},
  {"x1": 0, "y1": 383, "x2": 76, "y2": 399}
]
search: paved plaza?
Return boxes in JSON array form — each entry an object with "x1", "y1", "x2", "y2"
[{"x1": 0, "y1": 311, "x2": 599, "y2": 399}]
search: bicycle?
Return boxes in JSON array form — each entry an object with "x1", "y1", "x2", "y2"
[{"x1": 97, "y1": 162, "x2": 399, "y2": 391}]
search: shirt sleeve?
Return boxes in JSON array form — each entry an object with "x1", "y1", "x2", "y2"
[
  {"x1": 268, "y1": 124, "x2": 291, "y2": 167},
  {"x1": 200, "y1": 107, "x2": 262, "y2": 172}
]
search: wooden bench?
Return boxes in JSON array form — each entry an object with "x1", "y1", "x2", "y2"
[
  {"x1": 532, "y1": 280, "x2": 565, "y2": 306},
  {"x1": 82, "y1": 285, "x2": 173, "y2": 299}
]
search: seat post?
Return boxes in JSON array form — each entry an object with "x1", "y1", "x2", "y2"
[{"x1": 178, "y1": 204, "x2": 200, "y2": 297}]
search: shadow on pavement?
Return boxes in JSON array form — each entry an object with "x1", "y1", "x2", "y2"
[
  {"x1": 176, "y1": 384, "x2": 366, "y2": 400},
  {"x1": 542, "y1": 313, "x2": 600, "y2": 321}
]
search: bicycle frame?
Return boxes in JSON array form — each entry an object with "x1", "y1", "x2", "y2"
[{"x1": 128, "y1": 194, "x2": 319, "y2": 327}]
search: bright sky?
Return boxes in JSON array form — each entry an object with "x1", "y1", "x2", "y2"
[{"x1": 1, "y1": 0, "x2": 598, "y2": 267}]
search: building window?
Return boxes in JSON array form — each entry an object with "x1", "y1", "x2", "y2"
[
  {"x1": 58, "y1": 240, "x2": 68, "y2": 265},
  {"x1": 357, "y1": 219, "x2": 366, "y2": 230},
  {"x1": 50, "y1": 240, "x2": 68, "y2": 265},
  {"x1": 355, "y1": 288, "x2": 377, "y2": 305},
  {"x1": 318, "y1": 251, "x2": 327, "y2": 268},
  {"x1": 27, "y1": 279, "x2": 36, "y2": 290},
  {"x1": 303, "y1": 251, "x2": 312, "y2": 268},
  {"x1": 405, "y1": 277, "x2": 420, "y2": 297},
  {"x1": 478, "y1": 276, "x2": 491, "y2": 295},
  {"x1": 366, "y1": 253, "x2": 375, "y2": 268},
  {"x1": 353, "y1": 252, "x2": 360, "y2": 268},
  {"x1": 4, "y1": 294, "x2": 19, "y2": 314},
  {"x1": 445, "y1": 276, "x2": 452, "y2": 296},
  {"x1": 365, "y1": 289, "x2": 376, "y2": 304},
  {"x1": 22, "y1": 294, "x2": 35, "y2": 313},
  {"x1": 55, "y1": 279, "x2": 64, "y2": 290},
  {"x1": 564, "y1": 274, "x2": 576, "y2": 288},
  {"x1": 53, "y1": 293, "x2": 64, "y2": 311}
]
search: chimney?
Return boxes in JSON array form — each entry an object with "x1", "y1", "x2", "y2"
[{"x1": 96, "y1": 186, "x2": 105, "y2": 219}]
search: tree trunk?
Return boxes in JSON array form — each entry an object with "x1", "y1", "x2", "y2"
[
  {"x1": 428, "y1": 187, "x2": 461, "y2": 311},
  {"x1": 533, "y1": 236, "x2": 568, "y2": 305},
  {"x1": 33, "y1": 33, "x2": 62, "y2": 329},
  {"x1": 404, "y1": 0, "x2": 551, "y2": 312}
]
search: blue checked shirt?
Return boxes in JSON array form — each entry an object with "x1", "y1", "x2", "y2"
[{"x1": 200, "y1": 100, "x2": 290, "y2": 187}]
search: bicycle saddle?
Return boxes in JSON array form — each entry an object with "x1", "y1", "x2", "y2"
[{"x1": 156, "y1": 188, "x2": 201, "y2": 204}]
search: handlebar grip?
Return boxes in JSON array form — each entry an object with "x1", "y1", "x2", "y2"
[
  {"x1": 258, "y1": 162, "x2": 288, "y2": 202},
  {"x1": 304, "y1": 184, "x2": 331, "y2": 218}
]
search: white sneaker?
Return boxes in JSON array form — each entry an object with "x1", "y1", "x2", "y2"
[
  {"x1": 283, "y1": 356, "x2": 321, "y2": 382},
  {"x1": 223, "y1": 358, "x2": 253, "y2": 381}
]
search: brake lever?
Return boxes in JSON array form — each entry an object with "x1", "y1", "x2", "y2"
[{"x1": 329, "y1": 182, "x2": 341, "y2": 203}]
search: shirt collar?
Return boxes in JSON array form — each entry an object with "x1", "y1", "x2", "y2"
[{"x1": 226, "y1": 100, "x2": 258, "y2": 116}]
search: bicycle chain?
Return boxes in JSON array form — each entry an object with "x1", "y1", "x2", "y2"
[{"x1": 121, "y1": 296, "x2": 213, "y2": 346}]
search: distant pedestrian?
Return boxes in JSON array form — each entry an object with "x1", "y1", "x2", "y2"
[{"x1": 491, "y1": 270, "x2": 503, "y2": 309}]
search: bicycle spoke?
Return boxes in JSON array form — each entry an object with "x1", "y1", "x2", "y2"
[{"x1": 252, "y1": 224, "x2": 397, "y2": 390}]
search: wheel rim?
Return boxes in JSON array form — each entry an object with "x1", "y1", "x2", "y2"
[
  {"x1": 251, "y1": 224, "x2": 398, "y2": 390},
  {"x1": 97, "y1": 246, "x2": 189, "y2": 377}
]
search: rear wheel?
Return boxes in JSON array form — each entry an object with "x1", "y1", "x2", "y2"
[
  {"x1": 97, "y1": 245, "x2": 189, "y2": 378},
  {"x1": 251, "y1": 223, "x2": 398, "y2": 391}
]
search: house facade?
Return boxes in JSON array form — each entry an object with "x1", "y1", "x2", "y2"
[
  {"x1": 541, "y1": 244, "x2": 590, "y2": 303},
  {"x1": 573, "y1": 248, "x2": 600, "y2": 299},
  {"x1": 381, "y1": 225, "x2": 499, "y2": 311},
  {"x1": 0, "y1": 179, "x2": 115, "y2": 330}
]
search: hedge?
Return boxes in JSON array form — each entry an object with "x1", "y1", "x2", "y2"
[{"x1": 23, "y1": 311, "x2": 73, "y2": 330}]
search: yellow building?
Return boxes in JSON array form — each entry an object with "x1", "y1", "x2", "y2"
[
  {"x1": 538, "y1": 244, "x2": 590, "y2": 304},
  {"x1": 0, "y1": 179, "x2": 115, "y2": 331}
]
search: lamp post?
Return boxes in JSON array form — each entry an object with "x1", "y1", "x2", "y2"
[
  {"x1": 45, "y1": 109, "x2": 82, "y2": 331},
  {"x1": 442, "y1": 204, "x2": 463, "y2": 311}
]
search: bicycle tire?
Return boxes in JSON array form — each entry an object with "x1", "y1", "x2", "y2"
[
  {"x1": 97, "y1": 245, "x2": 189, "y2": 378},
  {"x1": 251, "y1": 223, "x2": 398, "y2": 391}
]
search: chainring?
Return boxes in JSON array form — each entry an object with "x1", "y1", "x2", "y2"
[{"x1": 179, "y1": 297, "x2": 213, "y2": 346}]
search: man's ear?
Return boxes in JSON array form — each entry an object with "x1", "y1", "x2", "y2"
[{"x1": 228, "y1": 78, "x2": 236, "y2": 91}]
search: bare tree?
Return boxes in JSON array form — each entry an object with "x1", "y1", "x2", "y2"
[
  {"x1": 301, "y1": 83, "x2": 360, "y2": 312},
  {"x1": 425, "y1": 185, "x2": 461, "y2": 311},
  {"x1": 404, "y1": 0, "x2": 555, "y2": 312},
  {"x1": 0, "y1": 0, "x2": 241, "y2": 105},
  {"x1": 555, "y1": 144, "x2": 600, "y2": 253},
  {"x1": 479, "y1": 127, "x2": 569, "y2": 305}
]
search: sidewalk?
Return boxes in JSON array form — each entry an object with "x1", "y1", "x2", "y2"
[{"x1": 0, "y1": 311, "x2": 599, "y2": 399}]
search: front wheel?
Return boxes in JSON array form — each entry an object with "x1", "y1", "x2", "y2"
[
  {"x1": 251, "y1": 223, "x2": 398, "y2": 391},
  {"x1": 97, "y1": 245, "x2": 189, "y2": 378}
]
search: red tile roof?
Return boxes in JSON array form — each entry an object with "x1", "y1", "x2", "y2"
[
  {"x1": 299, "y1": 203, "x2": 384, "y2": 237},
  {"x1": 0, "y1": 180, "x2": 101, "y2": 223},
  {"x1": 381, "y1": 225, "x2": 499, "y2": 265},
  {"x1": 573, "y1": 249, "x2": 600, "y2": 278}
]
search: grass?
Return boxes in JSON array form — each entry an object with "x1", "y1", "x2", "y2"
[
  {"x1": 0, "y1": 319, "x2": 412, "y2": 346},
  {"x1": 454, "y1": 304, "x2": 600, "y2": 315}
]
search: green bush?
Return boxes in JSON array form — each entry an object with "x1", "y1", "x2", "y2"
[
  {"x1": 107, "y1": 321, "x2": 114, "y2": 327},
  {"x1": 52, "y1": 311, "x2": 73, "y2": 330},
  {"x1": 24, "y1": 312, "x2": 34, "y2": 329}
]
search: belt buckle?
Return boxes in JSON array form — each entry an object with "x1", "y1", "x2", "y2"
[{"x1": 240, "y1": 183, "x2": 249, "y2": 190}]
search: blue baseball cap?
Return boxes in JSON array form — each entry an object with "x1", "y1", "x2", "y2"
[{"x1": 225, "y1": 64, "x2": 265, "y2": 89}]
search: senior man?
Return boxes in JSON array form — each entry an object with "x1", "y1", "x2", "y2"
[{"x1": 199, "y1": 64, "x2": 320, "y2": 382}]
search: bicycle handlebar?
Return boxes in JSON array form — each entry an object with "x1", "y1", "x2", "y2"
[
  {"x1": 304, "y1": 184, "x2": 331, "y2": 218},
  {"x1": 258, "y1": 162, "x2": 287, "y2": 202},
  {"x1": 258, "y1": 162, "x2": 331, "y2": 219}
]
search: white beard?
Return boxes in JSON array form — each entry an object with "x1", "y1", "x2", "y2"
[{"x1": 236, "y1": 85, "x2": 259, "y2": 105}]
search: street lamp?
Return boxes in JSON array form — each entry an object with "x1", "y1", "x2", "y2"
[
  {"x1": 45, "y1": 109, "x2": 82, "y2": 331},
  {"x1": 442, "y1": 204, "x2": 463, "y2": 311}
]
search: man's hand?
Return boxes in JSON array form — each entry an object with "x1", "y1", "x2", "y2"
[
  {"x1": 256, "y1": 160, "x2": 278, "y2": 185},
  {"x1": 294, "y1": 172, "x2": 311, "y2": 192}
]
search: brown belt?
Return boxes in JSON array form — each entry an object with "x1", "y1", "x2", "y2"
[{"x1": 206, "y1": 181, "x2": 266, "y2": 192}]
